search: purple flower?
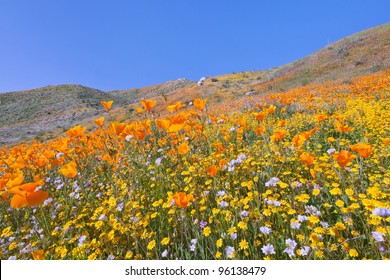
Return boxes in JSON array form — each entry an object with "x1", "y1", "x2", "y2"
[
  {"x1": 372, "y1": 207, "x2": 390, "y2": 217},
  {"x1": 261, "y1": 243, "x2": 276, "y2": 255},
  {"x1": 260, "y1": 226, "x2": 272, "y2": 235},
  {"x1": 199, "y1": 220, "x2": 208, "y2": 229},
  {"x1": 372, "y1": 232, "x2": 384, "y2": 242}
]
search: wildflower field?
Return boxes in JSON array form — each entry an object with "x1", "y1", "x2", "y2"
[{"x1": 1, "y1": 71, "x2": 390, "y2": 260}]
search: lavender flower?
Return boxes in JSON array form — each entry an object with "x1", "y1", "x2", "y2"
[
  {"x1": 260, "y1": 226, "x2": 272, "y2": 235},
  {"x1": 225, "y1": 246, "x2": 235, "y2": 258},
  {"x1": 372, "y1": 207, "x2": 390, "y2": 217},
  {"x1": 261, "y1": 243, "x2": 276, "y2": 255},
  {"x1": 300, "y1": 246, "x2": 310, "y2": 256},
  {"x1": 372, "y1": 232, "x2": 384, "y2": 242},
  {"x1": 265, "y1": 177, "x2": 280, "y2": 187}
]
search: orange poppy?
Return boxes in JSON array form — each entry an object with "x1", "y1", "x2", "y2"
[
  {"x1": 177, "y1": 142, "x2": 190, "y2": 155},
  {"x1": 193, "y1": 98, "x2": 207, "y2": 111},
  {"x1": 254, "y1": 126, "x2": 266, "y2": 135},
  {"x1": 270, "y1": 129, "x2": 287, "y2": 142},
  {"x1": 254, "y1": 111, "x2": 268, "y2": 121},
  {"x1": 334, "y1": 150, "x2": 356, "y2": 168},
  {"x1": 380, "y1": 137, "x2": 390, "y2": 145},
  {"x1": 155, "y1": 119, "x2": 171, "y2": 130},
  {"x1": 93, "y1": 117, "x2": 105, "y2": 127},
  {"x1": 141, "y1": 99, "x2": 156, "y2": 112},
  {"x1": 66, "y1": 125, "x2": 86, "y2": 138},
  {"x1": 110, "y1": 122, "x2": 127, "y2": 135},
  {"x1": 167, "y1": 101, "x2": 183, "y2": 112},
  {"x1": 316, "y1": 114, "x2": 328, "y2": 121},
  {"x1": 335, "y1": 122, "x2": 354, "y2": 133},
  {"x1": 59, "y1": 161, "x2": 78, "y2": 178},
  {"x1": 101, "y1": 100, "x2": 113, "y2": 111},
  {"x1": 10, "y1": 156, "x2": 26, "y2": 169},
  {"x1": 32, "y1": 250, "x2": 45, "y2": 260},
  {"x1": 172, "y1": 192, "x2": 194, "y2": 208},
  {"x1": 300, "y1": 153, "x2": 315, "y2": 166},
  {"x1": 267, "y1": 105, "x2": 276, "y2": 114},
  {"x1": 206, "y1": 165, "x2": 218, "y2": 177},
  {"x1": 350, "y1": 143, "x2": 374, "y2": 159},
  {"x1": 9, "y1": 182, "x2": 48, "y2": 209},
  {"x1": 293, "y1": 134, "x2": 306, "y2": 147},
  {"x1": 277, "y1": 120, "x2": 286, "y2": 127}
]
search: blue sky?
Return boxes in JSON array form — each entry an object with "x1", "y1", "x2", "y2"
[{"x1": 0, "y1": 0, "x2": 389, "y2": 93}]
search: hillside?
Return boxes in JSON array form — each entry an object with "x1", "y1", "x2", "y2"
[
  {"x1": 0, "y1": 79, "x2": 194, "y2": 145},
  {"x1": 1, "y1": 22, "x2": 389, "y2": 146}
]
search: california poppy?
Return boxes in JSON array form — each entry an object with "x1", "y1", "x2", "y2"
[
  {"x1": 110, "y1": 122, "x2": 127, "y2": 135},
  {"x1": 32, "y1": 250, "x2": 45, "y2": 260},
  {"x1": 380, "y1": 137, "x2": 390, "y2": 145},
  {"x1": 177, "y1": 142, "x2": 190, "y2": 155},
  {"x1": 254, "y1": 125, "x2": 266, "y2": 135},
  {"x1": 270, "y1": 130, "x2": 287, "y2": 142},
  {"x1": 206, "y1": 165, "x2": 218, "y2": 177},
  {"x1": 334, "y1": 150, "x2": 356, "y2": 168},
  {"x1": 335, "y1": 122, "x2": 354, "y2": 133},
  {"x1": 193, "y1": 98, "x2": 207, "y2": 111},
  {"x1": 172, "y1": 192, "x2": 194, "y2": 208},
  {"x1": 350, "y1": 143, "x2": 374, "y2": 159},
  {"x1": 66, "y1": 125, "x2": 86, "y2": 138},
  {"x1": 267, "y1": 105, "x2": 276, "y2": 114},
  {"x1": 277, "y1": 120, "x2": 286, "y2": 127},
  {"x1": 9, "y1": 182, "x2": 48, "y2": 209},
  {"x1": 300, "y1": 153, "x2": 315, "y2": 166},
  {"x1": 141, "y1": 100, "x2": 156, "y2": 112},
  {"x1": 101, "y1": 101, "x2": 113, "y2": 111},
  {"x1": 155, "y1": 119, "x2": 171, "y2": 130},
  {"x1": 254, "y1": 111, "x2": 268, "y2": 121},
  {"x1": 59, "y1": 161, "x2": 78, "y2": 178},
  {"x1": 293, "y1": 134, "x2": 306, "y2": 147},
  {"x1": 167, "y1": 101, "x2": 183, "y2": 112},
  {"x1": 93, "y1": 117, "x2": 105, "y2": 127}
]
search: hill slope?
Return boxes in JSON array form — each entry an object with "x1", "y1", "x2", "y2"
[{"x1": 1, "y1": 23, "x2": 389, "y2": 146}]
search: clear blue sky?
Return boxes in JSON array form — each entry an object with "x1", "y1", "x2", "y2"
[{"x1": 1, "y1": 0, "x2": 389, "y2": 93}]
